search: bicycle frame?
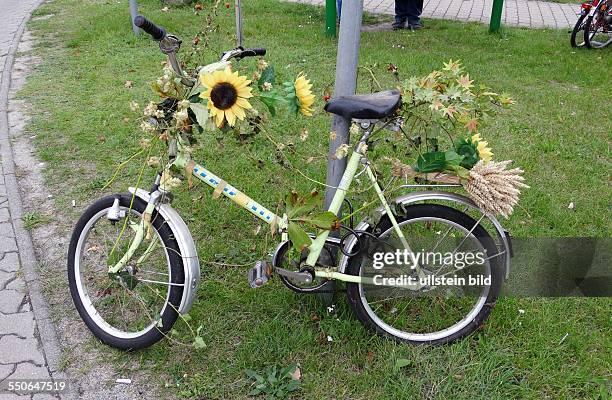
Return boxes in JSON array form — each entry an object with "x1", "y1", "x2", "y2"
[{"x1": 107, "y1": 126, "x2": 415, "y2": 286}]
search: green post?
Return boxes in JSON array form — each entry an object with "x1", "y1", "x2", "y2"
[
  {"x1": 325, "y1": 0, "x2": 337, "y2": 37},
  {"x1": 489, "y1": 0, "x2": 504, "y2": 33}
]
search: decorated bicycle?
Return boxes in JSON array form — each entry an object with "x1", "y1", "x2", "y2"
[{"x1": 67, "y1": 15, "x2": 527, "y2": 350}]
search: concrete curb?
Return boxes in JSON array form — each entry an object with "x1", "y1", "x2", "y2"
[{"x1": 0, "y1": 2, "x2": 76, "y2": 399}]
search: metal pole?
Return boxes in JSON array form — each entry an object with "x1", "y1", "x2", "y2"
[
  {"x1": 489, "y1": 0, "x2": 504, "y2": 32},
  {"x1": 235, "y1": 0, "x2": 244, "y2": 47},
  {"x1": 129, "y1": 0, "x2": 140, "y2": 35},
  {"x1": 325, "y1": 0, "x2": 337, "y2": 37},
  {"x1": 321, "y1": 0, "x2": 363, "y2": 304}
]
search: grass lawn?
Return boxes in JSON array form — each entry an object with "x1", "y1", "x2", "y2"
[{"x1": 22, "y1": 0, "x2": 610, "y2": 398}]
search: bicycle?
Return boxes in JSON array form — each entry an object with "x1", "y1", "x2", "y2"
[
  {"x1": 67, "y1": 15, "x2": 513, "y2": 350},
  {"x1": 583, "y1": 0, "x2": 612, "y2": 48}
]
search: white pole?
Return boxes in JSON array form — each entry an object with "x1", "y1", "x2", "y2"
[
  {"x1": 324, "y1": 0, "x2": 363, "y2": 207},
  {"x1": 235, "y1": 0, "x2": 244, "y2": 47},
  {"x1": 321, "y1": 0, "x2": 363, "y2": 304},
  {"x1": 129, "y1": 0, "x2": 140, "y2": 35}
]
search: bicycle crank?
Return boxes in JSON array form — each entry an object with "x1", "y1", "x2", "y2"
[{"x1": 275, "y1": 266, "x2": 314, "y2": 285}]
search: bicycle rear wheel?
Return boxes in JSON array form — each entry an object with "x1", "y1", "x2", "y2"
[
  {"x1": 67, "y1": 194, "x2": 185, "y2": 350},
  {"x1": 346, "y1": 204, "x2": 503, "y2": 345},
  {"x1": 584, "y1": 14, "x2": 612, "y2": 48}
]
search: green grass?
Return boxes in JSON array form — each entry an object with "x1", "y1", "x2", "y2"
[
  {"x1": 22, "y1": 211, "x2": 52, "y2": 231},
  {"x1": 22, "y1": 0, "x2": 611, "y2": 398}
]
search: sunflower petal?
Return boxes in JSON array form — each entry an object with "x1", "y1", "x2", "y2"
[
  {"x1": 225, "y1": 109, "x2": 236, "y2": 126},
  {"x1": 215, "y1": 111, "x2": 224, "y2": 127},
  {"x1": 231, "y1": 104, "x2": 246, "y2": 120}
]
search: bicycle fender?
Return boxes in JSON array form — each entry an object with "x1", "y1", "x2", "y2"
[
  {"x1": 129, "y1": 188, "x2": 200, "y2": 314},
  {"x1": 338, "y1": 191, "x2": 512, "y2": 280}
]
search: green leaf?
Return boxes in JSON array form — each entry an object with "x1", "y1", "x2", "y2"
[
  {"x1": 283, "y1": 81, "x2": 300, "y2": 114},
  {"x1": 444, "y1": 150, "x2": 463, "y2": 167},
  {"x1": 287, "y1": 222, "x2": 312, "y2": 251},
  {"x1": 286, "y1": 190, "x2": 321, "y2": 219},
  {"x1": 198, "y1": 60, "x2": 230, "y2": 76},
  {"x1": 394, "y1": 358, "x2": 412, "y2": 370},
  {"x1": 416, "y1": 151, "x2": 446, "y2": 173},
  {"x1": 245, "y1": 369, "x2": 264, "y2": 383},
  {"x1": 454, "y1": 138, "x2": 479, "y2": 169},
  {"x1": 297, "y1": 211, "x2": 339, "y2": 231},
  {"x1": 188, "y1": 94, "x2": 202, "y2": 103},
  {"x1": 258, "y1": 65, "x2": 275, "y2": 88},
  {"x1": 189, "y1": 102, "x2": 209, "y2": 128},
  {"x1": 259, "y1": 90, "x2": 285, "y2": 116},
  {"x1": 280, "y1": 364, "x2": 297, "y2": 378},
  {"x1": 193, "y1": 336, "x2": 206, "y2": 349},
  {"x1": 286, "y1": 379, "x2": 300, "y2": 391}
]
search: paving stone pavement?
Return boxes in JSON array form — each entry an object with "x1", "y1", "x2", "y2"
[
  {"x1": 0, "y1": 1, "x2": 72, "y2": 399},
  {"x1": 288, "y1": 0, "x2": 581, "y2": 29}
]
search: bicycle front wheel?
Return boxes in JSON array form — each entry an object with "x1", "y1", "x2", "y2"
[
  {"x1": 346, "y1": 204, "x2": 503, "y2": 345},
  {"x1": 571, "y1": 14, "x2": 588, "y2": 47},
  {"x1": 67, "y1": 194, "x2": 185, "y2": 350}
]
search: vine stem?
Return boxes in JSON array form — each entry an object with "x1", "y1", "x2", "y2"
[
  {"x1": 102, "y1": 148, "x2": 146, "y2": 191},
  {"x1": 108, "y1": 145, "x2": 152, "y2": 259}
]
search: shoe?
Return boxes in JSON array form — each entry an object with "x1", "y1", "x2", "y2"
[
  {"x1": 392, "y1": 20, "x2": 406, "y2": 30},
  {"x1": 408, "y1": 21, "x2": 423, "y2": 30}
]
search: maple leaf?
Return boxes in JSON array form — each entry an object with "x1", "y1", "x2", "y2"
[
  {"x1": 457, "y1": 74, "x2": 474, "y2": 89},
  {"x1": 465, "y1": 118, "x2": 478, "y2": 133},
  {"x1": 430, "y1": 99, "x2": 444, "y2": 111},
  {"x1": 442, "y1": 105, "x2": 456, "y2": 118},
  {"x1": 442, "y1": 59, "x2": 462, "y2": 74},
  {"x1": 500, "y1": 95, "x2": 516, "y2": 105},
  {"x1": 419, "y1": 77, "x2": 435, "y2": 89}
]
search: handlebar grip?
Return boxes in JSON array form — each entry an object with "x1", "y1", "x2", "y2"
[
  {"x1": 249, "y1": 48, "x2": 267, "y2": 56},
  {"x1": 134, "y1": 15, "x2": 166, "y2": 41}
]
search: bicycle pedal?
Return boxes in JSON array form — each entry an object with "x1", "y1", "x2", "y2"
[{"x1": 248, "y1": 260, "x2": 272, "y2": 288}]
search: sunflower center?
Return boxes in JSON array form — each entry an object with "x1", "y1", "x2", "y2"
[{"x1": 210, "y1": 82, "x2": 238, "y2": 110}]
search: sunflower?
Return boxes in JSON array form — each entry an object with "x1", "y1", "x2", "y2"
[
  {"x1": 294, "y1": 74, "x2": 315, "y2": 116},
  {"x1": 200, "y1": 66, "x2": 253, "y2": 127},
  {"x1": 471, "y1": 134, "x2": 493, "y2": 164}
]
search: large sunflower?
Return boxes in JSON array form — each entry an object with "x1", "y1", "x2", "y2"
[
  {"x1": 200, "y1": 67, "x2": 253, "y2": 127},
  {"x1": 294, "y1": 74, "x2": 315, "y2": 116}
]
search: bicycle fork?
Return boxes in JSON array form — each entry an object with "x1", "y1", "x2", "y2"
[{"x1": 107, "y1": 176, "x2": 164, "y2": 274}]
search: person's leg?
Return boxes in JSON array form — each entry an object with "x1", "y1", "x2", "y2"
[
  {"x1": 406, "y1": 0, "x2": 424, "y2": 27},
  {"x1": 393, "y1": 0, "x2": 409, "y2": 29}
]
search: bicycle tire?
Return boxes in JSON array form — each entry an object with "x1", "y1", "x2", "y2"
[
  {"x1": 571, "y1": 14, "x2": 587, "y2": 47},
  {"x1": 345, "y1": 204, "x2": 503, "y2": 345},
  {"x1": 68, "y1": 194, "x2": 185, "y2": 350}
]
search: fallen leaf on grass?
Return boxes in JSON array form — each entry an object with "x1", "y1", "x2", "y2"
[
  {"x1": 290, "y1": 367, "x2": 301, "y2": 380},
  {"x1": 394, "y1": 358, "x2": 412, "y2": 371}
]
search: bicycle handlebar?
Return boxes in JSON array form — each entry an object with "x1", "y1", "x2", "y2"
[
  {"x1": 240, "y1": 48, "x2": 267, "y2": 57},
  {"x1": 134, "y1": 15, "x2": 267, "y2": 85},
  {"x1": 134, "y1": 15, "x2": 166, "y2": 41},
  {"x1": 220, "y1": 47, "x2": 267, "y2": 62}
]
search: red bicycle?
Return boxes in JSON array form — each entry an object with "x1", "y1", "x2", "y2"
[{"x1": 583, "y1": 0, "x2": 612, "y2": 48}]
